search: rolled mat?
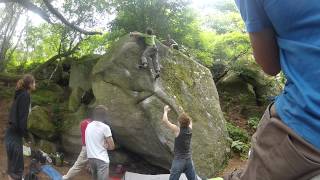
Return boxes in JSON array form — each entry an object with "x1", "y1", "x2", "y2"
[{"x1": 41, "y1": 165, "x2": 62, "y2": 180}]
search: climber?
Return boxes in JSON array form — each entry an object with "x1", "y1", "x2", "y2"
[
  {"x1": 223, "y1": 1, "x2": 320, "y2": 180},
  {"x1": 130, "y1": 28, "x2": 160, "y2": 79},
  {"x1": 62, "y1": 116, "x2": 92, "y2": 180},
  {"x1": 163, "y1": 34, "x2": 179, "y2": 50},
  {"x1": 85, "y1": 105, "x2": 115, "y2": 180},
  {"x1": 5, "y1": 74, "x2": 36, "y2": 180},
  {"x1": 161, "y1": 105, "x2": 197, "y2": 180}
]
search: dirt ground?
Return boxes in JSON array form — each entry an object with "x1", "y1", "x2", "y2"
[{"x1": 0, "y1": 98, "x2": 246, "y2": 180}]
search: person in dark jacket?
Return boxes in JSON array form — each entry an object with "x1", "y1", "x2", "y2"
[
  {"x1": 161, "y1": 105, "x2": 197, "y2": 180},
  {"x1": 5, "y1": 74, "x2": 36, "y2": 180}
]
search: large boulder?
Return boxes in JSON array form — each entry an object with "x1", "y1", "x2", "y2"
[{"x1": 88, "y1": 35, "x2": 229, "y2": 177}]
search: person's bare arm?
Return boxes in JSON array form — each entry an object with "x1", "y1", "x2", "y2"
[
  {"x1": 189, "y1": 120, "x2": 192, "y2": 129},
  {"x1": 162, "y1": 105, "x2": 179, "y2": 136},
  {"x1": 105, "y1": 136, "x2": 115, "y2": 150},
  {"x1": 170, "y1": 40, "x2": 178, "y2": 48},
  {"x1": 130, "y1": 31, "x2": 143, "y2": 37},
  {"x1": 249, "y1": 28, "x2": 281, "y2": 76}
]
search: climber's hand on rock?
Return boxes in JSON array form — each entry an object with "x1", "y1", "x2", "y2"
[{"x1": 164, "y1": 105, "x2": 171, "y2": 112}]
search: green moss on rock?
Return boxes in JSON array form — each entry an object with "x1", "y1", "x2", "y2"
[
  {"x1": 28, "y1": 106, "x2": 57, "y2": 140},
  {"x1": 32, "y1": 82, "x2": 64, "y2": 106}
]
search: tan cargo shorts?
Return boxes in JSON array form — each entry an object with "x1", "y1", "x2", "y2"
[{"x1": 224, "y1": 103, "x2": 320, "y2": 180}]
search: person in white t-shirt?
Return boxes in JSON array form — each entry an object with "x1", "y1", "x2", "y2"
[{"x1": 85, "y1": 105, "x2": 115, "y2": 180}]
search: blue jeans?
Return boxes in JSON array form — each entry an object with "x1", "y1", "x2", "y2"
[{"x1": 169, "y1": 158, "x2": 197, "y2": 180}]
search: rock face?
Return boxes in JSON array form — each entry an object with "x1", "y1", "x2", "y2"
[
  {"x1": 216, "y1": 61, "x2": 282, "y2": 119},
  {"x1": 85, "y1": 35, "x2": 229, "y2": 177}
]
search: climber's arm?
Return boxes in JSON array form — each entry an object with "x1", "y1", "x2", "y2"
[
  {"x1": 130, "y1": 31, "x2": 143, "y2": 37},
  {"x1": 162, "y1": 105, "x2": 179, "y2": 136},
  {"x1": 189, "y1": 120, "x2": 193, "y2": 129}
]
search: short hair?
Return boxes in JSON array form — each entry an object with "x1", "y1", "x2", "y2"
[
  {"x1": 146, "y1": 28, "x2": 153, "y2": 35},
  {"x1": 178, "y1": 113, "x2": 191, "y2": 128},
  {"x1": 93, "y1": 105, "x2": 108, "y2": 122},
  {"x1": 16, "y1": 74, "x2": 35, "y2": 91}
]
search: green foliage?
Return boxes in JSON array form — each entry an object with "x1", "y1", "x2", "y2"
[
  {"x1": 231, "y1": 140, "x2": 249, "y2": 154},
  {"x1": 62, "y1": 0, "x2": 111, "y2": 26},
  {"x1": 226, "y1": 122, "x2": 249, "y2": 143},
  {"x1": 192, "y1": 31, "x2": 251, "y2": 69},
  {"x1": 76, "y1": 33, "x2": 110, "y2": 56},
  {"x1": 210, "y1": 0, "x2": 238, "y2": 13},
  {"x1": 32, "y1": 81, "x2": 64, "y2": 106},
  {"x1": 248, "y1": 117, "x2": 260, "y2": 130},
  {"x1": 227, "y1": 122, "x2": 250, "y2": 158},
  {"x1": 109, "y1": 0, "x2": 200, "y2": 46},
  {"x1": 204, "y1": 12, "x2": 245, "y2": 34},
  {"x1": 211, "y1": 32, "x2": 251, "y2": 63},
  {"x1": 5, "y1": 24, "x2": 62, "y2": 71}
]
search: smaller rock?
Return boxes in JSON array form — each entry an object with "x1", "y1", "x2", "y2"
[{"x1": 28, "y1": 106, "x2": 56, "y2": 140}]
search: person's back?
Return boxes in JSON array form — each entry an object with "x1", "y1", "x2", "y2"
[
  {"x1": 85, "y1": 105, "x2": 114, "y2": 180},
  {"x1": 174, "y1": 127, "x2": 192, "y2": 160},
  {"x1": 236, "y1": 0, "x2": 320, "y2": 150},
  {"x1": 161, "y1": 106, "x2": 197, "y2": 180},
  {"x1": 223, "y1": 1, "x2": 320, "y2": 180},
  {"x1": 86, "y1": 121, "x2": 111, "y2": 163}
]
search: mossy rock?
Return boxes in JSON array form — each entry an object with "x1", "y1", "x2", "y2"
[
  {"x1": 28, "y1": 106, "x2": 57, "y2": 140},
  {"x1": 32, "y1": 82, "x2": 64, "y2": 106},
  {"x1": 217, "y1": 64, "x2": 281, "y2": 120}
]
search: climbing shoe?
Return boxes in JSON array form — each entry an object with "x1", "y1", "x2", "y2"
[
  {"x1": 155, "y1": 71, "x2": 160, "y2": 79},
  {"x1": 138, "y1": 63, "x2": 148, "y2": 69}
]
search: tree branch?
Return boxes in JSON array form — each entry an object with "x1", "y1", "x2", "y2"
[
  {"x1": 0, "y1": 0, "x2": 53, "y2": 24},
  {"x1": 31, "y1": 39, "x2": 81, "y2": 76},
  {"x1": 7, "y1": 15, "x2": 26, "y2": 61},
  {"x1": 0, "y1": 72, "x2": 21, "y2": 85},
  {"x1": 42, "y1": 0, "x2": 102, "y2": 35},
  {"x1": 1, "y1": 0, "x2": 102, "y2": 35}
]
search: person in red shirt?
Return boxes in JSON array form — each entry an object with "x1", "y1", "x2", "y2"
[{"x1": 63, "y1": 118, "x2": 92, "y2": 180}]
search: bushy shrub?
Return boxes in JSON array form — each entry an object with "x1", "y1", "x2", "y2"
[
  {"x1": 248, "y1": 117, "x2": 260, "y2": 130},
  {"x1": 226, "y1": 122, "x2": 249, "y2": 143}
]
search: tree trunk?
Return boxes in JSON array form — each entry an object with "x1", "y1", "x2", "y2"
[{"x1": 0, "y1": 3, "x2": 23, "y2": 72}]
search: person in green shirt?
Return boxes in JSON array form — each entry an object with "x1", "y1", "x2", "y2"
[{"x1": 130, "y1": 28, "x2": 160, "y2": 79}]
